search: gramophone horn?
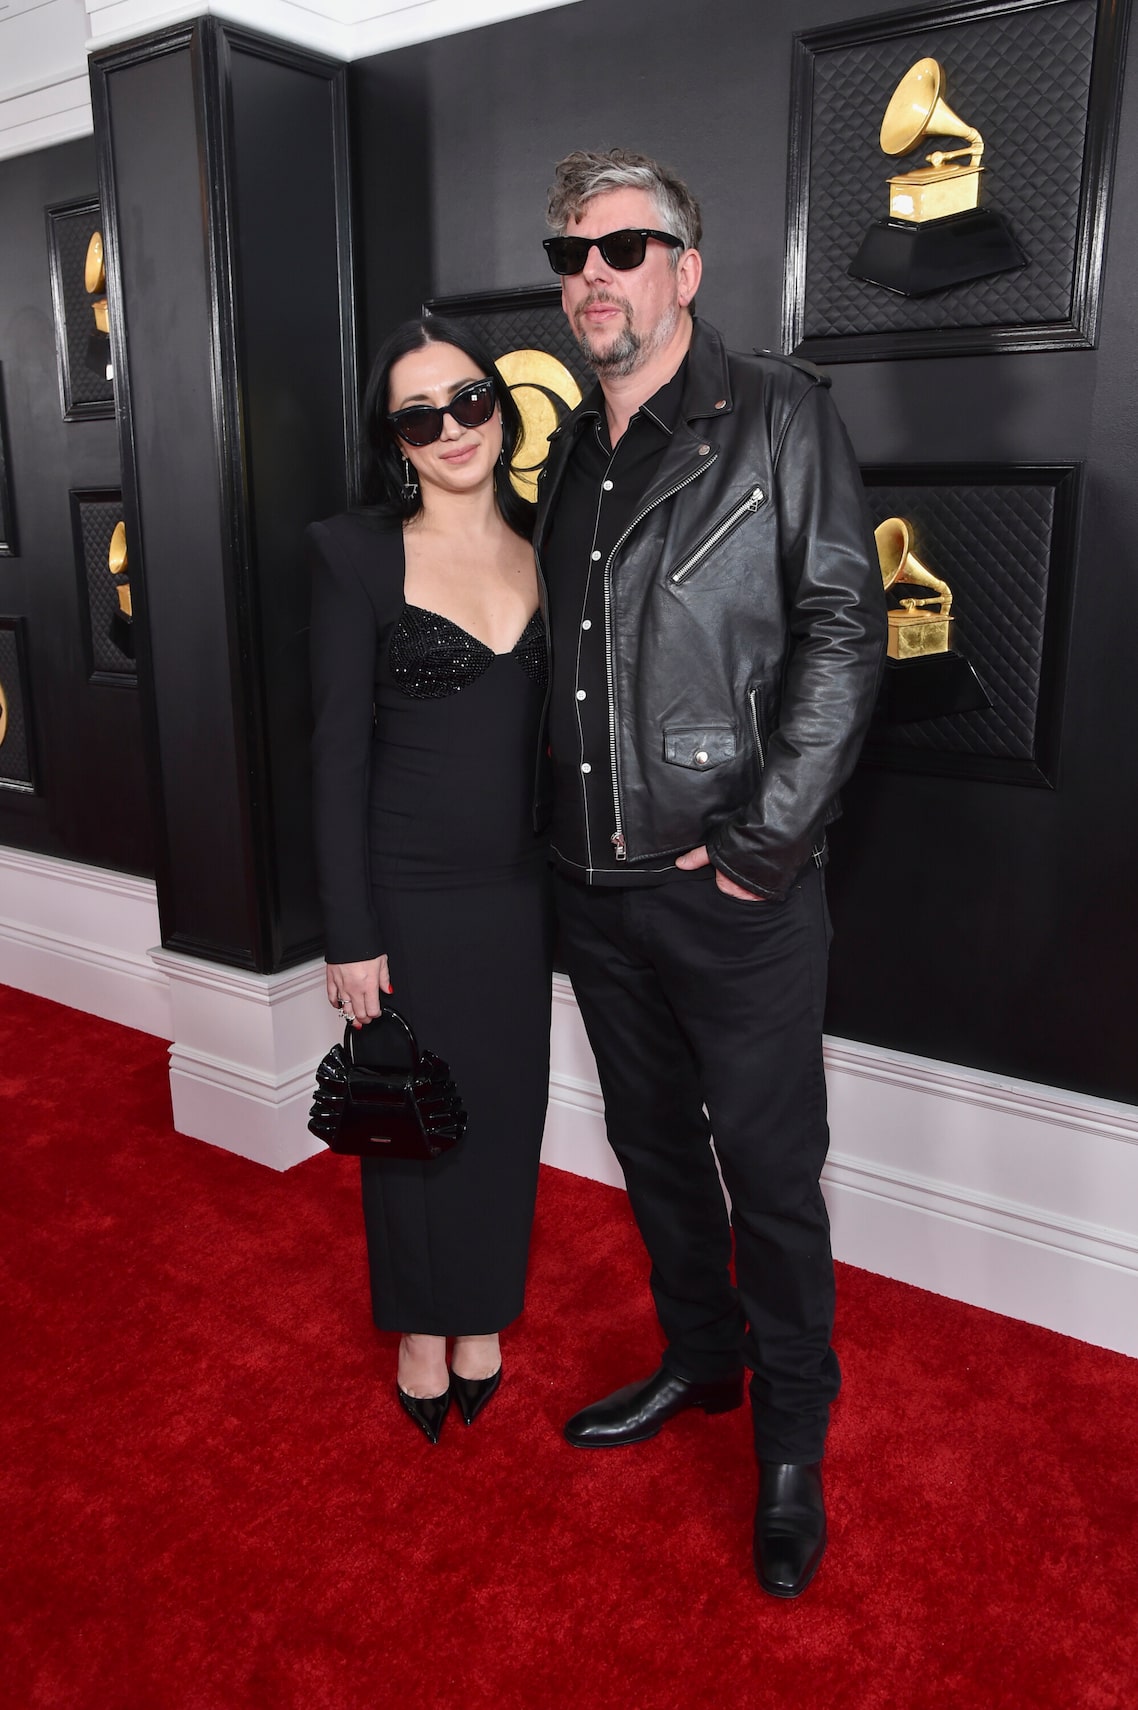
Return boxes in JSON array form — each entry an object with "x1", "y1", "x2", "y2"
[
  {"x1": 880, "y1": 58, "x2": 983, "y2": 164},
  {"x1": 874, "y1": 517, "x2": 953, "y2": 615}
]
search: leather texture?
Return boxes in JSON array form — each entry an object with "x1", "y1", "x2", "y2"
[
  {"x1": 563, "y1": 1366, "x2": 744, "y2": 1447},
  {"x1": 753, "y1": 1460, "x2": 827, "y2": 1599},
  {"x1": 535, "y1": 319, "x2": 887, "y2": 900},
  {"x1": 397, "y1": 1385, "x2": 451, "y2": 1445},
  {"x1": 449, "y1": 1367, "x2": 503, "y2": 1426}
]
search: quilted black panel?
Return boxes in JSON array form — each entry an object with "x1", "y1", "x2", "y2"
[
  {"x1": 73, "y1": 495, "x2": 134, "y2": 679},
  {"x1": 860, "y1": 471, "x2": 1075, "y2": 780},
  {"x1": 799, "y1": 1, "x2": 1096, "y2": 338},
  {"x1": 0, "y1": 626, "x2": 33, "y2": 787},
  {"x1": 47, "y1": 201, "x2": 115, "y2": 414}
]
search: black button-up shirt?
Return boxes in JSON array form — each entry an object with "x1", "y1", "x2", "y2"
[{"x1": 545, "y1": 358, "x2": 692, "y2": 886}]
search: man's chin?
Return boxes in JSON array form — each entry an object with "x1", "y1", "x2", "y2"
[{"x1": 575, "y1": 326, "x2": 641, "y2": 377}]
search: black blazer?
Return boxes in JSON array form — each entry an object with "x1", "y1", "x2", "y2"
[{"x1": 307, "y1": 511, "x2": 405, "y2": 965}]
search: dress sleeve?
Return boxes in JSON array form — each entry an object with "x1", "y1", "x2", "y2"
[{"x1": 307, "y1": 520, "x2": 385, "y2": 964}]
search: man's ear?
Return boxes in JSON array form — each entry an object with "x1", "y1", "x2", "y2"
[{"x1": 677, "y1": 247, "x2": 702, "y2": 309}]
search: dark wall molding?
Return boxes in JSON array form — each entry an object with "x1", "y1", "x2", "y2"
[{"x1": 91, "y1": 18, "x2": 355, "y2": 972}]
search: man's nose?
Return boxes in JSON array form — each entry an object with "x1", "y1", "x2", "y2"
[{"x1": 581, "y1": 241, "x2": 612, "y2": 285}]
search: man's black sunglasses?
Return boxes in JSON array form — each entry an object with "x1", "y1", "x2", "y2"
[
  {"x1": 386, "y1": 377, "x2": 497, "y2": 447},
  {"x1": 543, "y1": 228, "x2": 685, "y2": 276}
]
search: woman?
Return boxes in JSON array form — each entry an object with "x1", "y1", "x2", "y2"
[{"x1": 307, "y1": 317, "x2": 552, "y2": 1443}]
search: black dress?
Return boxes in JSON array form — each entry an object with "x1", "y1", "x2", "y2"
[{"x1": 307, "y1": 513, "x2": 553, "y2": 1335}]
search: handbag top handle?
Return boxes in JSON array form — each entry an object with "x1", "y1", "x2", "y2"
[{"x1": 343, "y1": 999, "x2": 422, "y2": 1074}]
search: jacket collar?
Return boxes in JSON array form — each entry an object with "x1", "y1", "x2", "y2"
[{"x1": 535, "y1": 319, "x2": 733, "y2": 549}]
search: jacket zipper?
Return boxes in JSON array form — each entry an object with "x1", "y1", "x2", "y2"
[
  {"x1": 669, "y1": 486, "x2": 766, "y2": 585},
  {"x1": 605, "y1": 454, "x2": 720, "y2": 858},
  {"x1": 747, "y1": 687, "x2": 766, "y2": 770}
]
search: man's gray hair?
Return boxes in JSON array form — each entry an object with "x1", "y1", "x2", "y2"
[{"x1": 546, "y1": 148, "x2": 703, "y2": 255}]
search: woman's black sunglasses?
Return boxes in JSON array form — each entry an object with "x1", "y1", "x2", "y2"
[
  {"x1": 387, "y1": 377, "x2": 497, "y2": 447},
  {"x1": 543, "y1": 228, "x2": 685, "y2": 277}
]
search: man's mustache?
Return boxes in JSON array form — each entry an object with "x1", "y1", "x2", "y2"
[{"x1": 575, "y1": 290, "x2": 631, "y2": 320}]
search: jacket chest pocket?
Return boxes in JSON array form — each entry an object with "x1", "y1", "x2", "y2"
[
  {"x1": 669, "y1": 486, "x2": 767, "y2": 585},
  {"x1": 663, "y1": 727, "x2": 737, "y2": 770}
]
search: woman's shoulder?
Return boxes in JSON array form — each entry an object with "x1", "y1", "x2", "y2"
[{"x1": 307, "y1": 509, "x2": 405, "y2": 585}]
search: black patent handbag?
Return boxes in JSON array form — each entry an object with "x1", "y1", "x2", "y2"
[{"x1": 307, "y1": 1001, "x2": 466, "y2": 1161}]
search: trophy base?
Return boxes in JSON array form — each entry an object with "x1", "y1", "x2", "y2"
[
  {"x1": 109, "y1": 610, "x2": 135, "y2": 661},
  {"x1": 879, "y1": 653, "x2": 991, "y2": 725},
  {"x1": 847, "y1": 209, "x2": 1026, "y2": 298}
]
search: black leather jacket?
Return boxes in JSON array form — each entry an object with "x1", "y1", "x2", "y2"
[{"x1": 534, "y1": 319, "x2": 887, "y2": 900}]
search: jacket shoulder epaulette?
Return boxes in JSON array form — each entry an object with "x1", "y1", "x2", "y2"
[{"x1": 751, "y1": 348, "x2": 831, "y2": 389}]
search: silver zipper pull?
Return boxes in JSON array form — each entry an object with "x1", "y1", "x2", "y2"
[{"x1": 611, "y1": 832, "x2": 627, "y2": 861}]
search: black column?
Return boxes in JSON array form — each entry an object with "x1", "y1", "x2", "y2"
[{"x1": 91, "y1": 21, "x2": 355, "y2": 973}]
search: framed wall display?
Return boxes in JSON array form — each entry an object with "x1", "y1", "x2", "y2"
[
  {"x1": 45, "y1": 197, "x2": 116, "y2": 420},
  {"x1": 69, "y1": 488, "x2": 136, "y2": 684},
  {"x1": 0, "y1": 617, "x2": 37, "y2": 793},
  {"x1": 0, "y1": 365, "x2": 15, "y2": 556},
  {"x1": 859, "y1": 462, "x2": 1081, "y2": 785},
  {"x1": 424, "y1": 287, "x2": 590, "y2": 499},
  {"x1": 784, "y1": 0, "x2": 1131, "y2": 362}
]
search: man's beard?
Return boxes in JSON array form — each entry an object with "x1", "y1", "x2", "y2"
[{"x1": 574, "y1": 292, "x2": 678, "y2": 378}]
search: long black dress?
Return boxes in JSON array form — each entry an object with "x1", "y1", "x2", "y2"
[{"x1": 307, "y1": 512, "x2": 553, "y2": 1334}]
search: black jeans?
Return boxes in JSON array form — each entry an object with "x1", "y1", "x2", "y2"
[{"x1": 555, "y1": 863, "x2": 840, "y2": 1463}]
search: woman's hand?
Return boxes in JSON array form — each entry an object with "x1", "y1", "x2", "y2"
[{"x1": 326, "y1": 956, "x2": 392, "y2": 1029}]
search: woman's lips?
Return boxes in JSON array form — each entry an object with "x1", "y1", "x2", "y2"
[{"x1": 439, "y1": 443, "x2": 478, "y2": 464}]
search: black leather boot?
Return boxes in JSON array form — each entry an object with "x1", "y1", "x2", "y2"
[{"x1": 753, "y1": 1461, "x2": 826, "y2": 1597}]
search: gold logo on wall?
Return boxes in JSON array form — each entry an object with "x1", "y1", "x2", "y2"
[
  {"x1": 496, "y1": 349, "x2": 582, "y2": 502},
  {"x1": 0, "y1": 676, "x2": 8, "y2": 749}
]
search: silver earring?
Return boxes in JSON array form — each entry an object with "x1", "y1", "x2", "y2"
[{"x1": 401, "y1": 457, "x2": 419, "y2": 503}]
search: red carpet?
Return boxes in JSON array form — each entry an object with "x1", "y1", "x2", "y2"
[{"x1": 2, "y1": 984, "x2": 1136, "y2": 1709}]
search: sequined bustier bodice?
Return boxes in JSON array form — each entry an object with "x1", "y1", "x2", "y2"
[
  {"x1": 389, "y1": 607, "x2": 547, "y2": 699},
  {"x1": 366, "y1": 604, "x2": 548, "y2": 888}
]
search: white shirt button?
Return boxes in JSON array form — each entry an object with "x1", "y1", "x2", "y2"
[
  {"x1": 576, "y1": 689, "x2": 587, "y2": 701},
  {"x1": 591, "y1": 549, "x2": 602, "y2": 561},
  {"x1": 581, "y1": 619, "x2": 592, "y2": 630},
  {"x1": 580, "y1": 762, "x2": 592, "y2": 774},
  {"x1": 603, "y1": 480, "x2": 614, "y2": 491}
]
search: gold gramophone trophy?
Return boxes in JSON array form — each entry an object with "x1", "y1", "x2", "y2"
[
  {"x1": 874, "y1": 516, "x2": 989, "y2": 723},
  {"x1": 84, "y1": 230, "x2": 114, "y2": 383},
  {"x1": 107, "y1": 519, "x2": 134, "y2": 660},
  {"x1": 848, "y1": 58, "x2": 1025, "y2": 296}
]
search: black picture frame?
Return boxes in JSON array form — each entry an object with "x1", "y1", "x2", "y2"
[
  {"x1": 859, "y1": 462, "x2": 1081, "y2": 785},
  {"x1": 0, "y1": 616, "x2": 37, "y2": 794},
  {"x1": 0, "y1": 365, "x2": 15, "y2": 556},
  {"x1": 69, "y1": 487, "x2": 137, "y2": 687},
  {"x1": 784, "y1": 0, "x2": 1131, "y2": 362},
  {"x1": 45, "y1": 196, "x2": 116, "y2": 420}
]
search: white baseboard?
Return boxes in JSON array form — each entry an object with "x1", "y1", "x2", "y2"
[
  {"x1": 0, "y1": 847, "x2": 171, "y2": 1036},
  {"x1": 2, "y1": 849, "x2": 1135, "y2": 1356},
  {"x1": 544, "y1": 976, "x2": 1138, "y2": 1361},
  {"x1": 150, "y1": 948, "x2": 336, "y2": 1172}
]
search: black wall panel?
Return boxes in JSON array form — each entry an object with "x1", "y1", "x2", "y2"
[
  {"x1": 0, "y1": 139, "x2": 152, "y2": 873},
  {"x1": 350, "y1": 0, "x2": 1137, "y2": 1104}
]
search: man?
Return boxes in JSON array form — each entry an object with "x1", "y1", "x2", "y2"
[{"x1": 534, "y1": 149, "x2": 886, "y2": 1598}]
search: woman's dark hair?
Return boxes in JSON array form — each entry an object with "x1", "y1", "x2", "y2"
[{"x1": 358, "y1": 316, "x2": 535, "y2": 538}]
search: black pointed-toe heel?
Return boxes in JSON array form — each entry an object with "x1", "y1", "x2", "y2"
[
  {"x1": 397, "y1": 1384, "x2": 451, "y2": 1444},
  {"x1": 449, "y1": 1367, "x2": 502, "y2": 1426}
]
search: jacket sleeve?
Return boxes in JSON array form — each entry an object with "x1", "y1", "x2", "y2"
[
  {"x1": 307, "y1": 520, "x2": 385, "y2": 964},
  {"x1": 706, "y1": 382, "x2": 887, "y2": 899}
]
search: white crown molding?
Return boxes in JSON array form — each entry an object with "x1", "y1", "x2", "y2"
[
  {"x1": 0, "y1": 70, "x2": 93, "y2": 159},
  {"x1": 81, "y1": 0, "x2": 580, "y2": 57}
]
